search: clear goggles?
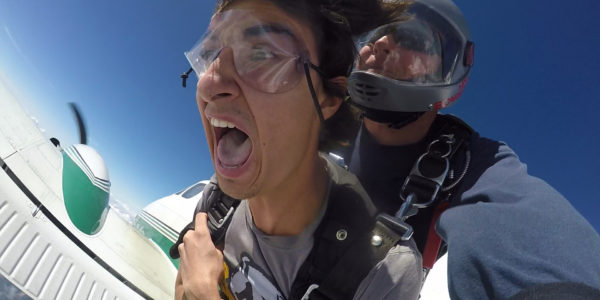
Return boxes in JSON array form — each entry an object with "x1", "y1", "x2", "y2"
[
  {"x1": 354, "y1": 16, "x2": 457, "y2": 85},
  {"x1": 185, "y1": 9, "x2": 321, "y2": 94}
]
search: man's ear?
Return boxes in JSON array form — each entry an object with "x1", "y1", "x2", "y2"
[{"x1": 320, "y1": 76, "x2": 347, "y2": 120}]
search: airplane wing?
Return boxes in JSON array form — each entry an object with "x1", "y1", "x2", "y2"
[{"x1": 0, "y1": 79, "x2": 176, "y2": 299}]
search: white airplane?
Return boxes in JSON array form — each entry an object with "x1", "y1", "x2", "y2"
[
  {"x1": 134, "y1": 180, "x2": 209, "y2": 270},
  {"x1": 0, "y1": 77, "x2": 197, "y2": 299}
]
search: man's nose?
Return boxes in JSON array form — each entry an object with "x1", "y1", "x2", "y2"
[
  {"x1": 196, "y1": 47, "x2": 240, "y2": 103},
  {"x1": 372, "y1": 36, "x2": 393, "y2": 59}
]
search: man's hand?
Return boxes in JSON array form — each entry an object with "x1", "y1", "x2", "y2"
[{"x1": 175, "y1": 213, "x2": 224, "y2": 300}]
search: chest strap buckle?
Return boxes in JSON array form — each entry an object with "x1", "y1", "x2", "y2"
[{"x1": 401, "y1": 134, "x2": 453, "y2": 207}]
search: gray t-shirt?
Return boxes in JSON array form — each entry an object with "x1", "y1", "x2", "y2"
[{"x1": 218, "y1": 156, "x2": 423, "y2": 300}]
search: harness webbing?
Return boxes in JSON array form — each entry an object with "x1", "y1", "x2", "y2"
[
  {"x1": 348, "y1": 114, "x2": 473, "y2": 271},
  {"x1": 169, "y1": 175, "x2": 240, "y2": 259},
  {"x1": 422, "y1": 201, "x2": 449, "y2": 269},
  {"x1": 288, "y1": 182, "x2": 399, "y2": 300},
  {"x1": 171, "y1": 170, "x2": 397, "y2": 300}
]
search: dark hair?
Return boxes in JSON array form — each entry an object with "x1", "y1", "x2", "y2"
[{"x1": 216, "y1": 0, "x2": 412, "y2": 152}]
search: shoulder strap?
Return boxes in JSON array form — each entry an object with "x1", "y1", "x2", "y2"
[
  {"x1": 415, "y1": 114, "x2": 473, "y2": 269},
  {"x1": 202, "y1": 178, "x2": 241, "y2": 246},
  {"x1": 169, "y1": 175, "x2": 240, "y2": 259},
  {"x1": 289, "y1": 181, "x2": 401, "y2": 300}
]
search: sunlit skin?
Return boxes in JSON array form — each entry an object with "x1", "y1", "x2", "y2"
[
  {"x1": 176, "y1": 213, "x2": 223, "y2": 300},
  {"x1": 358, "y1": 34, "x2": 442, "y2": 82},
  {"x1": 358, "y1": 34, "x2": 441, "y2": 146},
  {"x1": 176, "y1": 0, "x2": 345, "y2": 298},
  {"x1": 196, "y1": 0, "x2": 343, "y2": 234}
]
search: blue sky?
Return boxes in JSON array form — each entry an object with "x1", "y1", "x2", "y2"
[{"x1": 0, "y1": 0, "x2": 598, "y2": 232}]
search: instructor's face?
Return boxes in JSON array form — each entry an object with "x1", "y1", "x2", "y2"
[{"x1": 358, "y1": 34, "x2": 441, "y2": 83}]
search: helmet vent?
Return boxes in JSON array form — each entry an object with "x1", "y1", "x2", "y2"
[{"x1": 353, "y1": 82, "x2": 381, "y2": 102}]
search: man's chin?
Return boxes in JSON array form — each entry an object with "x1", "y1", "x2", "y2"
[{"x1": 216, "y1": 174, "x2": 258, "y2": 200}]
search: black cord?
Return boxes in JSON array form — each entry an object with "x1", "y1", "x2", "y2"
[
  {"x1": 303, "y1": 63, "x2": 325, "y2": 124},
  {"x1": 181, "y1": 67, "x2": 193, "y2": 88}
]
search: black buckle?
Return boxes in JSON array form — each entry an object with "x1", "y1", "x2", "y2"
[
  {"x1": 206, "y1": 192, "x2": 240, "y2": 245},
  {"x1": 400, "y1": 135, "x2": 452, "y2": 207},
  {"x1": 377, "y1": 193, "x2": 418, "y2": 242},
  {"x1": 377, "y1": 213, "x2": 414, "y2": 241},
  {"x1": 377, "y1": 135, "x2": 456, "y2": 242}
]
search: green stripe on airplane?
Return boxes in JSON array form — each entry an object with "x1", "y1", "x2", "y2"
[
  {"x1": 139, "y1": 211, "x2": 178, "y2": 242},
  {"x1": 62, "y1": 151, "x2": 109, "y2": 235},
  {"x1": 135, "y1": 216, "x2": 180, "y2": 268}
]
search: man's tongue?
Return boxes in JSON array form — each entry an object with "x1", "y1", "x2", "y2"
[{"x1": 217, "y1": 128, "x2": 252, "y2": 167}]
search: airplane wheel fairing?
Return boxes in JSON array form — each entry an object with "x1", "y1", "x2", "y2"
[{"x1": 62, "y1": 145, "x2": 110, "y2": 235}]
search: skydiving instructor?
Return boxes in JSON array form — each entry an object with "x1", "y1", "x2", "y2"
[{"x1": 346, "y1": 0, "x2": 600, "y2": 299}]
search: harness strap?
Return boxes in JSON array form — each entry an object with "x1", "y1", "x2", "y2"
[
  {"x1": 392, "y1": 115, "x2": 473, "y2": 267},
  {"x1": 422, "y1": 201, "x2": 449, "y2": 269},
  {"x1": 169, "y1": 175, "x2": 240, "y2": 259},
  {"x1": 307, "y1": 220, "x2": 402, "y2": 300},
  {"x1": 289, "y1": 182, "x2": 389, "y2": 300},
  {"x1": 416, "y1": 115, "x2": 472, "y2": 270}
]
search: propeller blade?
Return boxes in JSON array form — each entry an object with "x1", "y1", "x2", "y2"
[{"x1": 68, "y1": 103, "x2": 87, "y2": 145}]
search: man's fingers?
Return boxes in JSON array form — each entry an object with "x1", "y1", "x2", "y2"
[
  {"x1": 195, "y1": 211, "x2": 207, "y2": 223},
  {"x1": 216, "y1": 248, "x2": 224, "y2": 261},
  {"x1": 181, "y1": 212, "x2": 212, "y2": 246},
  {"x1": 194, "y1": 212, "x2": 209, "y2": 232},
  {"x1": 178, "y1": 243, "x2": 185, "y2": 259}
]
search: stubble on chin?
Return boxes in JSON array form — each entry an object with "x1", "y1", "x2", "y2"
[{"x1": 217, "y1": 176, "x2": 260, "y2": 200}]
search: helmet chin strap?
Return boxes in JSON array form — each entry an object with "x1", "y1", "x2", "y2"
[
  {"x1": 386, "y1": 113, "x2": 425, "y2": 129},
  {"x1": 357, "y1": 104, "x2": 425, "y2": 129}
]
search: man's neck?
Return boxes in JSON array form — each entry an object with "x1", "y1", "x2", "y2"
[
  {"x1": 248, "y1": 155, "x2": 329, "y2": 236},
  {"x1": 364, "y1": 111, "x2": 437, "y2": 146}
]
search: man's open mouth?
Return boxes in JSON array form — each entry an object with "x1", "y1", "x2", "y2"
[{"x1": 211, "y1": 118, "x2": 252, "y2": 169}]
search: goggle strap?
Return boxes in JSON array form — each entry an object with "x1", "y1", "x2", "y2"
[
  {"x1": 308, "y1": 62, "x2": 326, "y2": 78},
  {"x1": 181, "y1": 67, "x2": 194, "y2": 88},
  {"x1": 304, "y1": 63, "x2": 325, "y2": 124}
]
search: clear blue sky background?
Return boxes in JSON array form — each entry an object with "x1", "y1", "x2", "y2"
[{"x1": 0, "y1": 0, "x2": 598, "y2": 232}]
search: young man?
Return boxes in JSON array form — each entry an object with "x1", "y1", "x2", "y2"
[
  {"x1": 174, "y1": 0, "x2": 423, "y2": 299},
  {"x1": 346, "y1": 0, "x2": 600, "y2": 299}
]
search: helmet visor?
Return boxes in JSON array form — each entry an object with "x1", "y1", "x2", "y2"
[
  {"x1": 185, "y1": 9, "x2": 311, "y2": 94},
  {"x1": 354, "y1": 17, "x2": 457, "y2": 85}
]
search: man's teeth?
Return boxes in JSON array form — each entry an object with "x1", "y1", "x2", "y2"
[{"x1": 210, "y1": 118, "x2": 236, "y2": 128}]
